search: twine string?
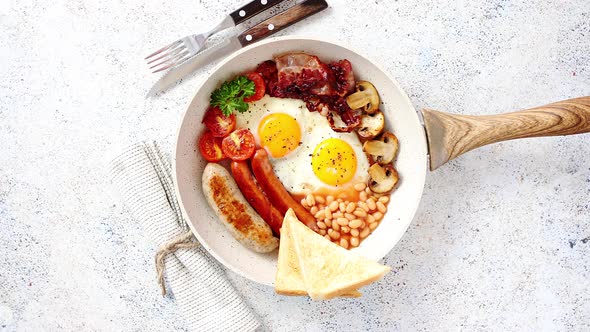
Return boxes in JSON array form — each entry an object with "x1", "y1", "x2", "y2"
[{"x1": 155, "y1": 230, "x2": 200, "y2": 296}]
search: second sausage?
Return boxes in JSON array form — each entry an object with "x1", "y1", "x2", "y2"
[
  {"x1": 231, "y1": 160, "x2": 284, "y2": 235},
  {"x1": 251, "y1": 149, "x2": 319, "y2": 232}
]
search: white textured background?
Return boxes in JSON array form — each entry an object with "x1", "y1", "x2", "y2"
[{"x1": 1, "y1": 0, "x2": 589, "y2": 331}]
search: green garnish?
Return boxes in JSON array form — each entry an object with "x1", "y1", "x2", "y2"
[{"x1": 210, "y1": 76, "x2": 255, "y2": 116}]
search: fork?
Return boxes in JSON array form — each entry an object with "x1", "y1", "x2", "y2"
[{"x1": 145, "y1": 0, "x2": 285, "y2": 73}]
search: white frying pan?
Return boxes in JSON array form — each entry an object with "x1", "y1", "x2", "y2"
[{"x1": 173, "y1": 36, "x2": 590, "y2": 286}]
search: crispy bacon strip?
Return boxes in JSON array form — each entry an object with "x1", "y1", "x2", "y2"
[{"x1": 259, "y1": 53, "x2": 360, "y2": 132}]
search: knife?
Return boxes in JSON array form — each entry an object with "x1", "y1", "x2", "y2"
[{"x1": 148, "y1": 0, "x2": 329, "y2": 96}]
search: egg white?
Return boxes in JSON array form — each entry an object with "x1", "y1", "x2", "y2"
[{"x1": 237, "y1": 95, "x2": 370, "y2": 196}]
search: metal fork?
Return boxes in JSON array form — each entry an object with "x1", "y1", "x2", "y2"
[
  {"x1": 145, "y1": 0, "x2": 286, "y2": 73},
  {"x1": 145, "y1": 16, "x2": 234, "y2": 73}
]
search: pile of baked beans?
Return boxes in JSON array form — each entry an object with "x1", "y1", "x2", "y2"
[{"x1": 300, "y1": 182, "x2": 389, "y2": 249}]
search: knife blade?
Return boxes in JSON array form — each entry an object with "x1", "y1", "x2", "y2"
[{"x1": 148, "y1": 0, "x2": 329, "y2": 96}]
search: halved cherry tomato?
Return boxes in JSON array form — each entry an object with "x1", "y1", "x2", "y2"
[
  {"x1": 243, "y1": 72, "x2": 265, "y2": 103},
  {"x1": 199, "y1": 131, "x2": 225, "y2": 162},
  {"x1": 221, "y1": 128, "x2": 256, "y2": 161},
  {"x1": 202, "y1": 107, "x2": 236, "y2": 137}
]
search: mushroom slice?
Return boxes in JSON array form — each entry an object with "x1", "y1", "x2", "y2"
[
  {"x1": 357, "y1": 110, "x2": 385, "y2": 139},
  {"x1": 367, "y1": 163, "x2": 399, "y2": 193},
  {"x1": 346, "y1": 81, "x2": 380, "y2": 114},
  {"x1": 362, "y1": 132, "x2": 399, "y2": 165}
]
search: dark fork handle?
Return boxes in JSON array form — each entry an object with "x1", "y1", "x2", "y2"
[
  {"x1": 237, "y1": 0, "x2": 328, "y2": 46},
  {"x1": 230, "y1": 0, "x2": 285, "y2": 26}
]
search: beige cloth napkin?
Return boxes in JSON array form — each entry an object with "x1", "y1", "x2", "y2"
[{"x1": 108, "y1": 141, "x2": 261, "y2": 332}]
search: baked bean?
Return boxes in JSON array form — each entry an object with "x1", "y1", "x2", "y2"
[
  {"x1": 332, "y1": 222, "x2": 340, "y2": 231},
  {"x1": 346, "y1": 202, "x2": 356, "y2": 213},
  {"x1": 328, "y1": 229, "x2": 341, "y2": 240},
  {"x1": 341, "y1": 226, "x2": 350, "y2": 234},
  {"x1": 349, "y1": 219, "x2": 362, "y2": 229},
  {"x1": 366, "y1": 214, "x2": 375, "y2": 224},
  {"x1": 301, "y1": 198, "x2": 308, "y2": 208},
  {"x1": 319, "y1": 229, "x2": 327, "y2": 235},
  {"x1": 367, "y1": 198, "x2": 376, "y2": 211},
  {"x1": 365, "y1": 187, "x2": 372, "y2": 194},
  {"x1": 344, "y1": 213, "x2": 356, "y2": 220},
  {"x1": 354, "y1": 183, "x2": 366, "y2": 191},
  {"x1": 325, "y1": 219, "x2": 332, "y2": 227},
  {"x1": 353, "y1": 209, "x2": 367, "y2": 218},
  {"x1": 329, "y1": 201, "x2": 339, "y2": 211},
  {"x1": 361, "y1": 221, "x2": 366, "y2": 228},
  {"x1": 317, "y1": 221, "x2": 327, "y2": 229},
  {"x1": 350, "y1": 229, "x2": 360, "y2": 237},
  {"x1": 310, "y1": 206, "x2": 318, "y2": 215},
  {"x1": 373, "y1": 211, "x2": 383, "y2": 221},
  {"x1": 359, "y1": 191, "x2": 367, "y2": 201},
  {"x1": 376, "y1": 201, "x2": 386, "y2": 213},
  {"x1": 360, "y1": 227, "x2": 370, "y2": 238},
  {"x1": 339, "y1": 238, "x2": 349, "y2": 249},
  {"x1": 315, "y1": 209, "x2": 325, "y2": 219},
  {"x1": 358, "y1": 201, "x2": 369, "y2": 212},
  {"x1": 326, "y1": 195, "x2": 335, "y2": 204},
  {"x1": 315, "y1": 195, "x2": 326, "y2": 204},
  {"x1": 324, "y1": 234, "x2": 331, "y2": 241},
  {"x1": 306, "y1": 194, "x2": 315, "y2": 206},
  {"x1": 336, "y1": 217, "x2": 349, "y2": 226},
  {"x1": 350, "y1": 237, "x2": 360, "y2": 247},
  {"x1": 333, "y1": 211, "x2": 343, "y2": 218},
  {"x1": 324, "y1": 207, "x2": 333, "y2": 219},
  {"x1": 369, "y1": 222, "x2": 379, "y2": 230},
  {"x1": 378, "y1": 196, "x2": 389, "y2": 203},
  {"x1": 339, "y1": 202, "x2": 346, "y2": 212}
]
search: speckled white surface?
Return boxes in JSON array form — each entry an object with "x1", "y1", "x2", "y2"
[{"x1": 1, "y1": 0, "x2": 589, "y2": 331}]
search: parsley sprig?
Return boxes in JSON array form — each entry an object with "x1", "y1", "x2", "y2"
[{"x1": 210, "y1": 76, "x2": 255, "y2": 116}]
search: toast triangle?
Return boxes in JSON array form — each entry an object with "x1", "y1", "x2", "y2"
[
  {"x1": 288, "y1": 211, "x2": 390, "y2": 300},
  {"x1": 274, "y1": 209, "x2": 307, "y2": 296},
  {"x1": 275, "y1": 209, "x2": 361, "y2": 298}
]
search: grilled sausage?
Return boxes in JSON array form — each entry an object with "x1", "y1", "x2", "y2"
[
  {"x1": 202, "y1": 163, "x2": 278, "y2": 253},
  {"x1": 250, "y1": 149, "x2": 319, "y2": 232},
  {"x1": 231, "y1": 160, "x2": 284, "y2": 235}
]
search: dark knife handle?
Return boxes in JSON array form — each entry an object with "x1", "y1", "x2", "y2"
[
  {"x1": 229, "y1": 0, "x2": 285, "y2": 26},
  {"x1": 237, "y1": 0, "x2": 328, "y2": 46}
]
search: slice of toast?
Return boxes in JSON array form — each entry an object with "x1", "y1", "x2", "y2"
[
  {"x1": 274, "y1": 209, "x2": 307, "y2": 296},
  {"x1": 288, "y1": 210, "x2": 390, "y2": 300},
  {"x1": 275, "y1": 209, "x2": 361, "y2": 298}
]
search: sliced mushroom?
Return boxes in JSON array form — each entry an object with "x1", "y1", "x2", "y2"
[
  {"x1": 357, "y1": 110, "x2": 385, "y2": 139},
  {"x1": 362, "y1": 132, "x2": 399, "y2": 165},
  {"x1": 367, "y1": 163, "x2": 399, "y2": 193},
  {"x1": 346, "y1": 81, "x2": 380, "y2": 114}
]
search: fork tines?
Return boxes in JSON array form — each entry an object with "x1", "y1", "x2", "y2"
[{"x1": 145, "y1": 39, "x2": 190, "y2": 73}]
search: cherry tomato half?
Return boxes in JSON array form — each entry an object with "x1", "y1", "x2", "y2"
[
  {"x1": 202, "y1": 107, "x2": 236, "y2": 138},
  {"x1": 199, "y1": 131, "x2": 225, "y2": 162},
  {"x1": 243, "y1": 72, "x2": 266, "y2": 103},
  {"x1": 221, "y1": 128, "x2": 256, "y2": 161}
]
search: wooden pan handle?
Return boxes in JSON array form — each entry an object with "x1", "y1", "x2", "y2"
[{"x1": 421, "y1": 96, "x2": 590, "y2": 171}]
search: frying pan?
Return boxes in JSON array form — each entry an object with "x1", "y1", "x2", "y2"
[{"x1": 173, "y1": 36, "x2": 590, "y2": 286}]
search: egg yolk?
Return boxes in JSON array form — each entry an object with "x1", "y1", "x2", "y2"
[
  {"x1": 311, "y1": 138, "x2": 357, "y2": 186},
  {"x1": 258, "y1": 113, "x2": 301, "y2": 158}
]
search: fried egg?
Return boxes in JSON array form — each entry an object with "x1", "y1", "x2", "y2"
[
  {"x1": 237, "y1": 95, "x2": 370, "y2": 196},
  {"x1": 236, "y1": 95, "x2": 304, "y2": 158}
]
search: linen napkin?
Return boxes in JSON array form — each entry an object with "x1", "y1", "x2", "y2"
[{"x1": 108, "y1": 141, "x2": 261, "y2": 332}]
